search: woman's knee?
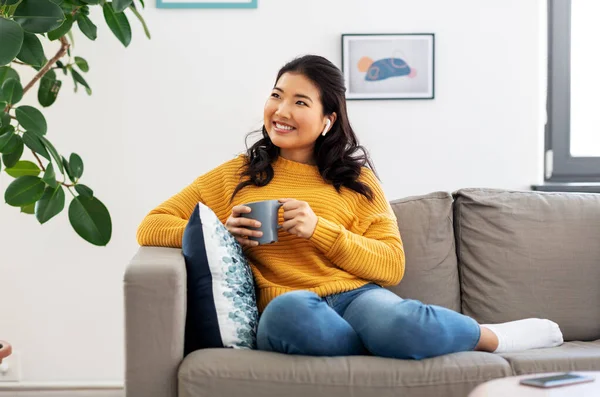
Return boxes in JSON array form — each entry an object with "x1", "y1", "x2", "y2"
[
  {"x1": 257, "y1": 290, "x2": 319, "y2": 349},
  {"x1": 261, "y1": 291, "x2": 318, "y2": 322},
  {"x1": 346, "y1": 289, "x2": 433, "y2": 359}
]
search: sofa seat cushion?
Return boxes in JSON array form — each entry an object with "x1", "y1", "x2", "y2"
[
  {"x1": 499, "y1": 340, "x2": 600, "y2": 375},
  {"x1": 178, "y1": 349, "x2": 511, "y2": 397}
]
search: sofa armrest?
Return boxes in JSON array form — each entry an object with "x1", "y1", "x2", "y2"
[{"x1": 124, "y1": 246, "x2": 186, "y2": 397}]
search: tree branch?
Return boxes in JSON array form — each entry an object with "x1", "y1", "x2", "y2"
[
  {"x1": 31, "y1": 151, "x2": 46, "y2": 172},
  {"x1": 22, "y1": 37, "x2": 70, "y2": 95},
  {"x1": 4, "y1": 37, "x2": 70, "y2": 113}
]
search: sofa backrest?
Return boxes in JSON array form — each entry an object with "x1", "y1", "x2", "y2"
[
  {"x1": 388, "y1": 192, "x2": 461, "y2": 312},
  {"x1": 453, "y1": 188, "x2": 600, "y2": 342}
]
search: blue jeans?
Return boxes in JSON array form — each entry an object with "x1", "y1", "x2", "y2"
[{"x1": 257, "y1": 284, "x2": 481, "y2": 360}]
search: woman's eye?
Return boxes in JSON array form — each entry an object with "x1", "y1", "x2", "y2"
[
  {"x1": 271, "y1": 93, "x2": 280, "y2": 98},
  {"x1": 296, "y1": 101, "x2": 307, "y2": 106}
]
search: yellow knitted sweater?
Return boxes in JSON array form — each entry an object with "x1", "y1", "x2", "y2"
[{"x1": 137, "y1": 155, "x2": 405, "y2": 311}]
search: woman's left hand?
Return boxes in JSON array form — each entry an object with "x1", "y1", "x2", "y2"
[{"x1": 279, "y1": 198, "x2": 318, "y2": 239}]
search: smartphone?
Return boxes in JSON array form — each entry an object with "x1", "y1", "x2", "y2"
[{"x1": 519, "y1": 372, "x2": 595, "y2": 388}]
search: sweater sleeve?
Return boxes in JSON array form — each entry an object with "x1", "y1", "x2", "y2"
[
  {"x1": 308, "y1": 170, "x2": 405, "y2": 286},
  {"x1": 136, "y1": 178, "x2": 204, "y2": 248}
]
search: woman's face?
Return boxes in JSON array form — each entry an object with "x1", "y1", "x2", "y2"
[{"x1": 264, "y1": 72, "x2": 332, "y2": 164}]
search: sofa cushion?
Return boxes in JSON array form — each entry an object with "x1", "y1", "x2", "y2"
[
  {"x1": 500, "y1": 340, "x2": 600, "y2": 375},
  {"x1": 454, "y1": 188, "x2": 600, "y2": 341},
  {"x1": 178, "y1": 349, "x2": 511, "y2": 397},
  {"x1": 182, "y1": 203, "x2": 258, "y2": 354},
  {"x1": 388, "y1": 192, "x2": 460, "y2": 312}
]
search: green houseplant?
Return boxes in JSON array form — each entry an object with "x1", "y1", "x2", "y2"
[{"x1": 0, "y1": 0, "x2": 149, "y2": 246}]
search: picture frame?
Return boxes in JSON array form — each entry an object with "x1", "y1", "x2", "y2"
[
  {"x1": 341, "y1": 33, "x2": 435, "y2": 100},
  {"x1": 156, "y1": 0, "x2": 257, "y2": 9}
]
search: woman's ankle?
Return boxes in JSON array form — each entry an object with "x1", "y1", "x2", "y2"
[{"x1": 474, "y1": 326, "x2": 499, "y2": 352}]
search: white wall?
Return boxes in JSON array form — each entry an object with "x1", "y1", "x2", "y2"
[{"x1": 0, "y1": 0, "x2": 546, "y2": 384}]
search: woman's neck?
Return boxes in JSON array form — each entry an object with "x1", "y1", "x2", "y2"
[{"x1": 279, "y1": 149, "x2": 315, "y2": 165}]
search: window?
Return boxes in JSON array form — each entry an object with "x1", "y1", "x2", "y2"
[{"x1": 541, "y1": 0, "x2": 600, "y2": 191}]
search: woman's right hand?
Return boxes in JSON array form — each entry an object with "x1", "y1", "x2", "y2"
[{"x1": 225, "y1": 205, "x2": 263, "y2": 247}]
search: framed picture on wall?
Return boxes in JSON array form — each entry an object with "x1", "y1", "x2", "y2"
[
  {"x1": 156, "y1": 0, "x2": 257, "y2": 9},
  {"x1": 341, "y1": 33, "x2": 435, "y2": 100}
]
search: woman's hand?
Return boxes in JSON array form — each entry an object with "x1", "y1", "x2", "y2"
[
  {"x1": 279, "y1": 198, "x2": 318, "y2": 239},
  {"x1": 225, "y1": 205, "x2": 263, "y2": 247}
]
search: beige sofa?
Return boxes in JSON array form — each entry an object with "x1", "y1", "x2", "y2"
[{"x1": 124, "y1": 188, "x2": 600, "y2": 397}]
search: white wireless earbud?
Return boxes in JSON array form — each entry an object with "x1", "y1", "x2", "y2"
[{"x1": 322, "y1": 119, "x2": 331, "y2": 136}]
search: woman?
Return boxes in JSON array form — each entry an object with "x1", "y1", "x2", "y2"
[{"x1": 137, "y1": 55, "x2": 563, "y2": 359}]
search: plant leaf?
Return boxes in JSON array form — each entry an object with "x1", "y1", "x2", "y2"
[
  {"x1": 5, "y1": 160, "x2": 41, "y2": 177},
  {"x1": 22, "y1": 131, "x2": 50, "y2": 160},
  {"x1": 2, "y1": 134, "x2": 23, "y2": 167},
  {"x1": 61, "y1": 155, "x2": 73, "y2": 180},
  {"x1": 16, "y1": 105, "x2": 47, "y2": 135},
  {"x1": 0, "y1": 67, "x2": 20, "y2": 85},
  {"x1": 42, "y1": 162, "x2": 58, "y2": 187},
  {"x1": 112, "y1": 0, "x2": 132, "y2": 13},
  {"x1": 35, "y1": 184, "x2": 64, "y2": 223},
  {"x1": 74, "y1": 183, "x2": 92, "y2": 198},
  {"x1": 47, "y1": 13, "x2": 73, "y2": 40},
  {"x1": 0, "y1": 111, "x2": 10, "y2": 127},
  {"x1": 0, "y1": 124, "x2": 15, "y2": 139},
  {"x1": 76, "y1": 14, "x2": 97, "y2": 40},
  {"x1": 74, "y1": 56, "x2": 88, "y2": 72},
  {"x1": 68, "y1": 152, "x2": 83, "y2": 179},
  {"x1": 102, "y1": 3, "x2": 131, "y2": 47},
  {"x1": 0, "y1": 18, "x2": 25, "y2": 66},
  {"x1": 69, "y1": 196, "x2": 112, "y2": 246},
  {"x1": 1, "y1": 78, "x2": 23, "y2": 105},
  {"x1": 21, "y1": 203, "x2": 35, "y2": 214},
  {"x1": 45, "y1": 68, "x2": 57, "y2": 81},
  {"x1": 39, "y1": 135, "x2": 64, "y2": 173},
  {"x1": 0, "y1": 67, "x2": 20, "y2": 103},
  {"x1": 70, "y1": 68, "x2": 90, "y2": 94},
  {"x1": 0, "y1": 127, "x2": 19, "y2": 153},
  {"x1": 16, "y1": 32, "x2": 46, "y2": 67},
  {"x1": 129, "y1": 4, "x2": 150, "y2": 39},
  {"x1": 5, "y1": 175, "x2": 45, "y2": 206},
  {"x1": 13, "y1": 0, "x2": 65, "y2": 34},
  {"x1": 38, "y1": 73, "x2": 61, "y2": 107}
]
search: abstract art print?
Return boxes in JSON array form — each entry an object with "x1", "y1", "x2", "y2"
[{"x1": 342, "y1": 34, "x2": 435, "y2": 100}]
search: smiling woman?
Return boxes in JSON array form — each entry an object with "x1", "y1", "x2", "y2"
[{"x1": 137, "y1": 54, "x2": 563, "y2": 361}]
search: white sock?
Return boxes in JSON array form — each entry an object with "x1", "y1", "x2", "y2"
[{"x1": 482, "y1": 319, "x2": 564, "y2": 353}]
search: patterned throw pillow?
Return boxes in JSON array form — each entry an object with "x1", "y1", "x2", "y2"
[{"x1": 182, "y1": 202, "x2": 258, "y2": 355}]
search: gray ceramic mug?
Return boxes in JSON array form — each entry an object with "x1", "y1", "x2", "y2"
[{"x1": 240, "y1": 200, "x2": 283, "y2": 245}]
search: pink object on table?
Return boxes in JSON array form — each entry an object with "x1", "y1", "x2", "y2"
[{"x1": 0, "y1": 341, "x2": 12, "y2": 364}]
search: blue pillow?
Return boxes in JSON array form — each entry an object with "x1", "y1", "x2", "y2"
[{"x1": 182, "y1": 202, "x2": 258, "y2": 355}]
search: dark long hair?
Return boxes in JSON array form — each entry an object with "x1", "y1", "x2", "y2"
[{"x1": 231, "y1": 55, "x2": 377, "y2": 202}]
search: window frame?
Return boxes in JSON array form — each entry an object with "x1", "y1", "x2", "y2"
[{"x1": 546, "y1": 0, "x2": 600, "y2": 183}]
